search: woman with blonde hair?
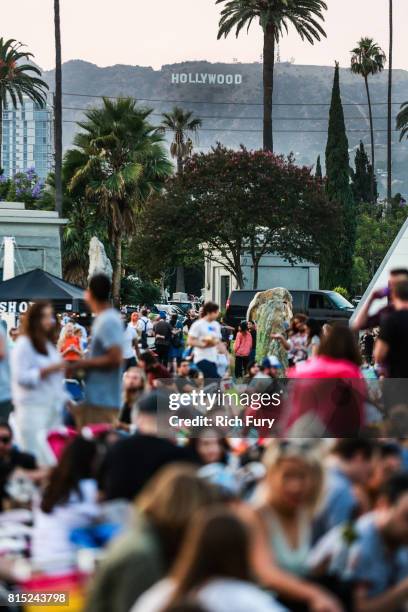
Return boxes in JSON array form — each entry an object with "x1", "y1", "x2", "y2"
[{"x1": 257, "y1": 440, "x2": 324, "y2": 579}]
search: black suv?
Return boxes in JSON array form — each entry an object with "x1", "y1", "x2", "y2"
[{"x1": 224, "y1": 289, "x2": 354, "y2": 328}]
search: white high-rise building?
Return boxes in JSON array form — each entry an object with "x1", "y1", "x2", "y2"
[{"x1": 1, "y1": 95, "x2": 54, "y2": 181}]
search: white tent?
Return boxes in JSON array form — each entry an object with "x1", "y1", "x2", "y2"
[{"x1": 350, "y1": 216, "x2": 408, "y2": 324}]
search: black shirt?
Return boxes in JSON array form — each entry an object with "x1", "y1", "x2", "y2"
[
  {"x1": 100, "y1": 433, "x2": 195, "y2": 500},
  {"x1": 153, "y1": 321, "x2": 172, "y2": 346},
  {"x1": 379, "y1": 310, "x2": 408, "y2": 378}
]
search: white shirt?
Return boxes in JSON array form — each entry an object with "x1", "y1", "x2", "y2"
[
  {"x1": 123, "y1": 325, "x2": 137, "y2": 359},
  {"x1": 136, "y1": 316, "x2": 153, "y2": 336},
  {"x1": 131, "y1": 578, "x2": 286, "y2": 612},
  {"x1": 32, "y1": 479, "x2": 100, "y2": 573},
  {"x1": 189, "y1": 318, "x2": 221, "y2": 364},
  {"x1": 11, "y1": 336, "x2": 66, "y2": 409}
]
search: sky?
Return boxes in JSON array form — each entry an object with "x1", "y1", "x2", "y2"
[{"x1": 3, "y1": 0, "x2": 408, "y2": 72}]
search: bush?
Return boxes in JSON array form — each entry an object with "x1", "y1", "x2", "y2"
[
  {"x1": 332, "y1": 286, "x2": 350, "y2": 300},
  {"x1": 121, "y1": 276, "x2": 161, "y2": 307}
]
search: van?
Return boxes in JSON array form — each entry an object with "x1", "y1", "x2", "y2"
[{"x1": 224, "y1": 289, "x2": 354, "y2": 328}]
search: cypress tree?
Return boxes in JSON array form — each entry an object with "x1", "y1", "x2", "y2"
[
  {"x1": 352, "y1": 141, "x2": 377, "y2": 203},
  {"x1": 315, "y1": 155, "x2": 323, "y2": 179},
  {"x1": 324, "y1": 62, "x2": 356, "y2": 290}
]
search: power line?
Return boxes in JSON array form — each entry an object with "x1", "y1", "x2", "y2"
[
  {"x1": 59, "y1": 105, "x2": 395, "y2": 121},
  {"x1": 55, "y1": 90, "x2": 406, "y2": 107},
  {"x1": 2, "y1": 119, "x2": 399, "y2": 134}
]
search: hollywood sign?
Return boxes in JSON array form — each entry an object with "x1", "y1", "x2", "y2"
[{"x1": 171, "y1": 73, "x2": 243, "y2": 86}]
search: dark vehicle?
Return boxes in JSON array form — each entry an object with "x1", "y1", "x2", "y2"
[{"x1": 225, "y1": 289, "x2": 354, "y2": 328}]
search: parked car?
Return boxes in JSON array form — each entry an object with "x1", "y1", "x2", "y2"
[{"x1": 224, "y1": 289, "x2": 354, "y2": 328}]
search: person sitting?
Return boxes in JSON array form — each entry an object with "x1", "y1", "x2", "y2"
[
  {"x1": 32, "y1": 436, "x2": 100, "y2": 573},
  {"x1": 117, "y1": 367, "x2": 146, "y2": 428},
  {"x1": 311, "y1": 473, "x2": 408, "y2": 612},
  {"x1": 99, "y1": 391, "x2": 196, "y2": 501},
  {"x1": 175, "y1": 360, "x2": 199, "y2": 393},
  {"x1": 313, "y1": 439, "x2": 377, "y2": 542},
  {"x1": 132, "y1": 507, "x2": 287, "y2": 612},
  {"x1": 85, "y1": 465, "x2": 220, "y2": 612},
  {"x1": 284, "y1": 324, "x2": 367, "y2": 437},
  {"x1": 0, "y1": 422, "x2": 38, "y2": 511}
]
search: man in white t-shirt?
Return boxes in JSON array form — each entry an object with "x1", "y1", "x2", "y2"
[
  {"x1": 123, "y1": 317, "x2": 138, "y2": 371},
  {"x1": 188, "y1": 302, "x2": 221, "y2": 380},
  {"x1": 136, "y1": 309, "x2": 153, "y2": 349}
]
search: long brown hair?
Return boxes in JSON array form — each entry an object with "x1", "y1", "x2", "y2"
[
  {"x1": 166, "y1": 508, "x2": 251, "y2": 610},
  {"x1": 318, "y1": 323, "x2": 362, "y2": 366},
  {"x1": 41, "y1": 436, "x2": 98, "y2": 513},
  {"x1": 21, "y1": 301, "x2": 54, "y2": 355},
  {"x1": 136, "y1": 464, "x2": 220, "y2": 568}
]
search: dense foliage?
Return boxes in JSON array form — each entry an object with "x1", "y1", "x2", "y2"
[{"x1": 325, "y1": 63, "x2": 356, "y2": 291}]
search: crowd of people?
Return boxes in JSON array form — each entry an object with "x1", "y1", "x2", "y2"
[{"x1": 0, "y1": 271, "x2": 407, "y2": 610}]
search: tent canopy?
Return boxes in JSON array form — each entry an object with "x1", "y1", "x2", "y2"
[{"x1": 0, "y1": 269, "x2": 87, "y2": 312}]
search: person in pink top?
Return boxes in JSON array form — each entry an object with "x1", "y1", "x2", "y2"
[
  {"x1": 282, "y1": 324, "x2": 367, "y2": 437},
  {"x1": 234, "y1": 321, "x2": 253, "y2": 379}
]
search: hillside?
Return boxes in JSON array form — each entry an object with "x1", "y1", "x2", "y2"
[{"x1": 43, "y1": 60, "x2": 408, "y2": 196}]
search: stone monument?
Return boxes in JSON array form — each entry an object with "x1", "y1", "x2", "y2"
[
  {"x1": 247, "y1": 287, "x2": 293, "y2": 369},
  {"x1": 88, "y1": 237, "x2": 113, "y2": 281}
]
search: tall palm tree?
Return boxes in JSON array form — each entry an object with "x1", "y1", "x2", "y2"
[
  {"x1": 0, "y1": 38, "x2": 48, "y2": 171},
  {"x1": 216, "y1": 0, "x2": 327, "y2": 152},
  {"x1": 387, "y1": 0, "x2": 393, "y2": 201},
  {"x1": 350, "y1": 37, "x2": 386, "y2": 203},
  {"x1": 68, "y1": 98, "x2": 172, "y2": 306},
  {"x1": 161, "y1": 106, "x2": 201, "y2": 292},
  {"x1": 161, "y1": 106, "x2": 202, "y2": 174},
  {"x1": 54, "y1": 0, "x2": 63, "y2": 216}
]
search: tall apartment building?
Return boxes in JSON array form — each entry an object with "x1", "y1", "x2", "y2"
[{"x1": 1, "y1": 96, "x2": 54, "y2": 181}]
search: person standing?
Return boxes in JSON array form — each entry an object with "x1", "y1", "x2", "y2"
[
  {"x1": 352, "y1": 268, "x2": 408, "y2": 331},
  {"x1": 153, "y1": 313, "x2": 172, "y2": 367},
  {"x1": 68, "y1": 274, "x2": 124, "y2": 427},
  {"x1": 10, "y1": 302, "x2": 66, "y2": 464},
  {"x1": 58, "y1": 322, "x2": 82, "y2": 362},
  {"x1": 123, "y1": 316, "x2": 138, "y2": 371},
  {"x1": 374, "y1": 280, "x2": 408, "y2": 410},
  {"x1": 0, "y1": 324, "x2": 12, "y2": 423},
  {"x1": 188, "y1": 302, "x2": 221, "y2": 380},
  {"x1": 137, "y1": 309, "x2": 153, "y2": 350},
  {"x1": 234, "y1": 321, "x2": 252, "y2": 379},
  {"x1": 248, "y1": 320, "x2": 257, "y2": 363}
]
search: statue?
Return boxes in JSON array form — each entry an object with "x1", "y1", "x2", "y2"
[
  {"x1": 88, "y1": 237, "x2": 113, "y2": 281},
  {"x1": 247, "y1": 287, "x2": 293, "y2": 369}
]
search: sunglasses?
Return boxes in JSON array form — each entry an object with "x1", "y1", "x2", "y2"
[{"x1": 0, "y1": 436, "x2": 11, "y2": 444}]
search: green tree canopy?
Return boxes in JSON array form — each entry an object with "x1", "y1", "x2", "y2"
[
  {"x1": 67, "y1": 97, "x2": 172, "y2": 304},
  {"x1": 150, "y1": 145, "x2": 340, "y2": 289}
]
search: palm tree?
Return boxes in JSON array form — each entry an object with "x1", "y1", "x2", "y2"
[
  {"x1": 350, "y1": 37, "x2": 386, "y2": 203},
  {"x1": 387, "y1": 0, "x2": 393, "y2": 201},
  {"x1": 216, "y1": 0, "x2": 327, "y2": 152},
  {"x1": 161, "y1": 106, "x2": 202, "y2": 174},
  {"x1": 0, "y1": 38, "x2": 48, "y2": 170},
  {"x1": 68, "y1": 98, "x2": 172, "y2": 306},
  {"x1": 161, "y1": 106, "x2": 201, "y2": 292},
  {"x1": 54, "y1": 0, "x2": 63, "y2": 216},
  {"x1": 396, "y1": 102, "x2": 408, "y2": 142}
]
